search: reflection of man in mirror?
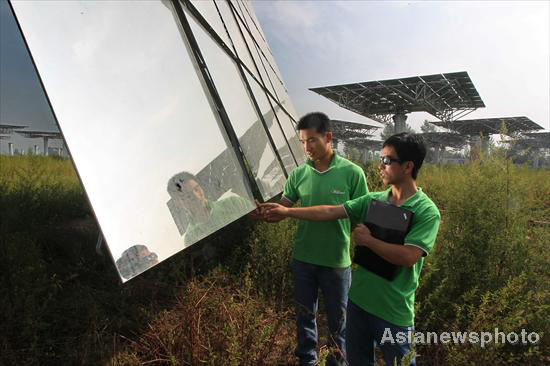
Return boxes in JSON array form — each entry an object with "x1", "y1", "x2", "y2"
[
  {"x1": 166, "y1": 171, "x2": 251, "y2": 248},
  {"x1": 115, "y1": 244, "x2": 158, "y2": 280}
]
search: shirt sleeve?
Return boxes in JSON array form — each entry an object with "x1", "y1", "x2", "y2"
[
  {"x1": 282, "y1": 170, "x2": 298, "y2": 203},
  {"x1": 404, "y1": 210, "x2": 441, "y2": 256},
  {"x1": 350, "y1": 165, "x2": 369, "y2": 199},
  {"x1": 343, "y1": 194, "x2": 371, "y2": 227}
]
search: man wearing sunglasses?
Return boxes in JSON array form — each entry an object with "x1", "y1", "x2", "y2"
[{"x1": 262, "y1": 133, "x2": 441, "y2": 366}]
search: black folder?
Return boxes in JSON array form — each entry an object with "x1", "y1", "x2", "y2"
[{"x1": 353, "y1": 199, "x2": 414, "y2": 281}]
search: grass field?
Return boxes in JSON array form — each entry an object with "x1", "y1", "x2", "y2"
[{"x1": 0, "y1": 154, "x2": 548, "y2": 365}]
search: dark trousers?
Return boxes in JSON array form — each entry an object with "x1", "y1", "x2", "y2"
[
  {"x1": 292, "y1": 259, "x2": 351, "y2": 366},
  {"x1": 346, "y1": 300, "x2": 416, "y2": 366}
]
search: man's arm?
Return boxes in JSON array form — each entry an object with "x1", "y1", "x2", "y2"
[
  {"x1": 262, "y1": 202, "x2": 347, "y2": 222},
  {"x1": 249, "y1": 197, "x2": 294, "y2": 222},
  {"x1": 352, "y1": 224, "x2": 423, "y2": 267},
  {"x1": 266, "y1": 197, "x2": 294, "y2": 223}
]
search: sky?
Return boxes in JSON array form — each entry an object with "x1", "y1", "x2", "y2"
[
  {"x1": 252, "y1": 0, "x2": 550, "y2": 136},
  {"x1": 1, "y1": 0, "x2": 548, "y2": 150}
]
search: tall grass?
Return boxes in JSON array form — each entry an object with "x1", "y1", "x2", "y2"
[
  {"x1": 1, "y1": 154, "x2": 549, "y2": 365},
  {"x1": 415, "y1": 157, "x2": 549, "y2": 365}
]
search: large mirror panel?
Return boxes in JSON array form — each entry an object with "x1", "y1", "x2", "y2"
[
  {"x1": 236, "y1": 11, "x2": 279, "y2": 100},
  {"x1": 244, "y1": 72, "x2": 298, "y2": 174},
  {"x1": 188, "y1": 0, "x2": 232, "y2": 47},
  {"x1": 11, "y1": 0, "x2": 256, "y2": 282},
  {"x1": 196, "y1": 0, "x2": 262, "y2": 83},
  {"x1": 186, "y1": 8, "x2": 286, "y2": 200},
  {"x1": 269, "y1": 96, "x2": 305, "y2": 166}
]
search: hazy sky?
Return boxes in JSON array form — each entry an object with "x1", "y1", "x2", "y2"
[
  {"x1": 1, "y1": 0, "x2": 548, "y2": 148},
  {"x1": 252, "y1": 0, "x2": 550, "y2": 135}
]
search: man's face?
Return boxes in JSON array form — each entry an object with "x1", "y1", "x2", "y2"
[
  {"x1": 299, "y1": 128, "x2": 332, "y2": 161},
  {"x1": 379, "y1": 145, "x2": 408, "y2": 185},
  {"x1": 183, "y1": 179, "x2": 207, "y2": 207}
]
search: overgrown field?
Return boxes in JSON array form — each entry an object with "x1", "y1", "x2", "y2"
[{"x1": 1, "y1": 155, "x2": 549, "y2": 365}]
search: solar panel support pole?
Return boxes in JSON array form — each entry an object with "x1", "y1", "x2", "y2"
[
  {"x1": 533, "y1": 151, "x2": 539, "y2": 168},
  {"x1": 434, "y1": 145, "x2": 441, "y2": 164},
  {"x1": 469, "y1": 136, "x2": 481, "y2": 160},
  {"x1": 42, "y1": 137, "x2": 49, "y2": 156},
  {"x1": 365, "y1": 148, "x2": 370, "y2": 164},
  {"x1": 33, "y1": 145, "x2": 38, "y2": 155},
  {"x1": 8, "y1": 142, "x2": 14, "y2": 156},
  {"x1": 392, "y1": 113, "x2": 408, "y2": 134},
  {"x1": 481, "y1": 136, "x2": 489, "y2": 155}
]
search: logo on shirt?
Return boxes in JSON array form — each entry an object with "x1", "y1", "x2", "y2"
[
  {"x1": 403, "y1": 213, "x2": 408, "y2": 220},
  {"x1": 332, "y1": 189, "x2": 345, "y2": 195}
]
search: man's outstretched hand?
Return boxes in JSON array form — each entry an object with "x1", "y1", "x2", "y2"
[
  {"x1": 248, "y1": 200, "x2": 287, "y2": 222},
  {"x1": 260, "y1": 202, "x2": 289, "y2": 222}
]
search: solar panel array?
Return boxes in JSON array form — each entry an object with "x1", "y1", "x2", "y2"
[
  {"x1": 524, "y1": 132, "x2": 550, "y2": 140},
  {"x1": 331, "y1": 119, "x2": 380, "y2": 140},
  {"x1": 310, "y1": 71, "x2": 485, "y2": 124},
  {"x1": 430, "y1": 117, "x2": 543, "y2": 136},
  {"x1": 15, "y1": 130, "x2": 61, "y2": 139},
  {"x1": 511, "y1": 132, "x2": 550, "y2": 149}
]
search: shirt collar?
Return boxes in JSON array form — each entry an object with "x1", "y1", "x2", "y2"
[
  {"x1": 385, "y1": 186, "x2": 423, "y2": 207},
  {"x1": 307, "y1": 152, "x2": 338, "y2": 172}
]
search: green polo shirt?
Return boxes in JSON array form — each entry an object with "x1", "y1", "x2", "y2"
[
  {"x1": 283, "y1": 153, "x2": 368, "y2": 268},
  {"x1": 343, "y1": 187, "x2": 441, "y2": 326}
]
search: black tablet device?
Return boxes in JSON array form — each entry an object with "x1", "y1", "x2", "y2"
[{"x1": 353, "y1": 199, "x2": 414, "y2": 281}]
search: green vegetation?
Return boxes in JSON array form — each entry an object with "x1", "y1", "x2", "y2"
[{"x1": 0, "y1": 154, "x2": 548, "y2": 365}]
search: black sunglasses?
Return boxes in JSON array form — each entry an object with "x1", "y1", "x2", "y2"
[{"x1": 380, "y1": 155, "x2": 402, "y2": 166}]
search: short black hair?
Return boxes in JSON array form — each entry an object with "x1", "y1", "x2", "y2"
[
  {"x1": 167, "y1": 171, "x2": 199, "y2": 195},
  {"x1": 383, "y1": 133, "x2": 426, "y2": 180},
  {"x1": 297, "y1": 112, "x2": 331, "y2": 134}
]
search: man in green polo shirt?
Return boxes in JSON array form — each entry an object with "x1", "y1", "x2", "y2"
[
  {"x1": 262, "y1": 133, "x2": 440, "y2": 366},
  {"x1": 267, "y1": 112, "x2": 368, "y2": 366}
]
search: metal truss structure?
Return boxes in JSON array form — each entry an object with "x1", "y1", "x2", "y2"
[
  {"x1": 331, "y1": 119, "x2": 380, "y2": 140},
  {"x1": 418, "y1": 132, "x2": 467, "y2": 149},
  {"x1": 310, "y1": 71, "x2": 485, "y2": 125},
  {"x1": 15, "y1": 130, "x2": 61, "y2": 139},
  {"x1": 15, "y1": 130, "x2": 62, "y2": 156},
  {"x1": 1, "y1": 124, "x2": 29, "y2": 154},
  {"x1": 524, "y1": 132, "x2": 550, "y2": 142},
  {"x1": 344, "y1": 138, "x2": 384, "y2": 151},
  {"x1": 430, "y1": 116, "x2": 543, "y2": 136},
  {"x1": 0, "y1": 123, "x2": 27, "y2": 134},
  {"x1": 505, "y1": 132, "x2": 550, "y2": 150}
]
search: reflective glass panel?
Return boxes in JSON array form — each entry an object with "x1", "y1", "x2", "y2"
[
  {"x1": 236, "y1": 1, "x2": 284, "y2": 87},
  {"x1": 186, "y1": 9, "x2": 285, "y2": 200},
  {"x1": 207, "y1": 0, "x2": 261, "y2": 82},
  {"x1": 235, "y1": 8, "x2": 278, "y2": 99},
  {"x1": 11, "y1": 0, "x2": 256, "y2": 282},
  {"x1": 189, "y1": 0, "x2": 231, "y2": 47},
  {"x1": 244, "y1": 72, "x2": 297, "y2": 174},
  {"x1": 269, "y1": 95, "x2": 306, "y2": 166}
]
